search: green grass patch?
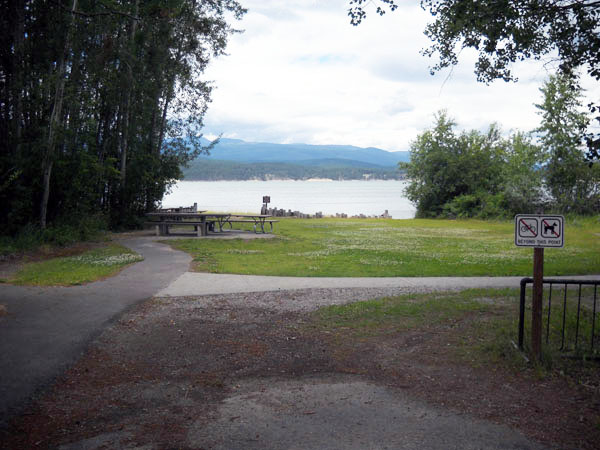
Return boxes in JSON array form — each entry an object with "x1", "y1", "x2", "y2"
[
  {"x1": 312, "y1": 288, "x2": 600, "y2": 375},
  {"x1": 314, "y1": 290, "x2": 499, "y2": 335},
  {"x1": 6, "y1": 243, "x2": 143, "y2": 286},
  {"x1": 167, "y1": 216, "x2": 600, "y2": 277}
]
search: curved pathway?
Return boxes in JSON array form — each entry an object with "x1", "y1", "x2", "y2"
[{"x1": 0, "y1": 237, "x2": 191, "y2": 428}]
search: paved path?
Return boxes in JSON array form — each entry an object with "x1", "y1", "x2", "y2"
[
  {"x1": 158, "y1": 273, "x2": 600, "y2": 297},
  {"x1": 0, "y1": 237, "x2": 191, "y2": 428}
]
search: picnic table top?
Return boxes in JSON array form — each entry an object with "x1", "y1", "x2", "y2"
[
  {"x1": 146, "y1": 211, "x2": 207, "y2": 217},
  {"x1": 146, "y1": 212, "x2": 273, "y2": 219}
]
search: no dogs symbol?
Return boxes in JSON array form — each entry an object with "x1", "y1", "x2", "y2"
[{"x1": 540, "y1": 219, "x2": 561, "y2": 238}]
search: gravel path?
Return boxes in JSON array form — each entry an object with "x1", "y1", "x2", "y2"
[{"x1": 165, "y1": 287, "x2": 457, "y2": 313}]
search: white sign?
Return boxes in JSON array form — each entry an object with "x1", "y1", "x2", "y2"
[{"x1": 515, "y1": 215, "x2": 564, "y2": 248}]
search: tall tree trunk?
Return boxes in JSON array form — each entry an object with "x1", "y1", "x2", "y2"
[
  {"x1": 13, "y1": 0, "x2": 25, "y2": 157},
  {"x1": 40, "y1": 0, "x2": 78, "y2": 229},
  {"x1": 156, "y1": 43, "x2": 182, "y2": 155},
  {"x1": 119, "y1": 0, "x2": 139, "y2": 196},
  {"x1": 148, "y1": 90, "x2": 159, "y2": 154},
  {"x1": 156, "y1": 90, "x2": 172, "y2": 155}
]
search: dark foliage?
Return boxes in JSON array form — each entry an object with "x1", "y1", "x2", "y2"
[{"x1": 0, "y1": 0, "x2": 244, "y2": 234}]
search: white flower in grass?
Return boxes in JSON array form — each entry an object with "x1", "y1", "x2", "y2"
[
  {"x1": 226, "y1": 249, "x2": 265, "y2": 255},
  {"x1": 287, "y1": 249, "x2": 336, "y2": 258},
  {"x1": 359, "y1": 258, "x2": 403, "y2": 266},
  {"x1": 69, "y1": 253, "x2": 143, "y2": 266}
]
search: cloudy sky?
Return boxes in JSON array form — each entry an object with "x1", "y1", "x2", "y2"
[{"x1": 200, "y1": 0, "x2": 599, "y2": 152}]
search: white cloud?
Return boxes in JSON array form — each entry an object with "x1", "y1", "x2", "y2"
[{"x1": 200, "y1": 0, "x2": 599, "y2": 152}]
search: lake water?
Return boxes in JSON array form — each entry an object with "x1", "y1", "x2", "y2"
[{"x1": 162, "y1": 180, "x2": 415, "y2": 219}]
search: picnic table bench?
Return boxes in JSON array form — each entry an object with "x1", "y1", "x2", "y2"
[{"x1": 145, "y1": 212, "x2": 278, "y2": 236}]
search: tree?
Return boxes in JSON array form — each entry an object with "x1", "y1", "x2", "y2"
[
  {"x1": 401, "y1": 111, "x2": 506, "y2": 217},
  {"x1": 535, "y1": 73, "x2": 600, "y2": 213},
  {"x1": 499, "y1": 132, "x2": 546, "y2": 214},
  {"x1": 348, "y1": 0, "x2": 600, "y2": 160},
  {"x1": 40, "y1": 0, "x2": 78, "y2": 229},
  {"x1": 0, "y1": 0, "x2": 245, "y2": 234},
  {"x1": 348, "y1": 0, "x2": 398, "y2": 25}
]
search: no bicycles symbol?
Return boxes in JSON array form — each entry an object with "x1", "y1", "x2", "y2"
[{"x1": 515, "y1": 215, "x2": 564, "y2": 248}]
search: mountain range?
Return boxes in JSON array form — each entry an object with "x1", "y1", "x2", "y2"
[
  {"x1": 197, "y1": 138, "x2": 409, "y2": 166},
  {"x1": 182, "y1": 138, "x2": 409, "y2": 181}
]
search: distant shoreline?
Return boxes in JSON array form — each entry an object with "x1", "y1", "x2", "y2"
[{"x1": 179, "y1": 178, "x2": 404, "y2": 183}]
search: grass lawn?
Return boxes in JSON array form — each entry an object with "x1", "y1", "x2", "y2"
[
  {"x1": 313, "y1": 286, "x2": 600, "y2": 366},
  {"x1": 3, "y1": 243, "x2": 143, "y2": 286},
  {"x1": 168, "y1": 216, "x2": 600, "y2": 277}
]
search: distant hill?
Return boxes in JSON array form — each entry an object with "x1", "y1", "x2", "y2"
[
  {"x1": 194, "y1": 138, "x2": 409, "y2": 167},
  {"x1": 182, "y1": 159, "x2": 404, "y2": 181},
  {"x1": 181, "y1": 138, "x2": 409, "y2": 181}
]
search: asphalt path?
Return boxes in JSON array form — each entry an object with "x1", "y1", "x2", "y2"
[
  {"x1": 0, "y1": 237, "x2": 191, "y2": 428},
  {"x1": 159, "y1": 273, "x2": 528, "y2": 296}
]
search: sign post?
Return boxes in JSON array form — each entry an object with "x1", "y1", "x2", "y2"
[
  {"x1": 515, "y1": 214, "x2": 564, "y2": 360},
  {"x1": 532, "y1": 247, "x2": 544, "y2": 358},
  {"x1": 261, "y1": 196, "x2": 270, "y2": 215}
]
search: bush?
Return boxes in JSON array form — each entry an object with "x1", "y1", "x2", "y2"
[
  {"x1": 403, "y1": 112, "x2": 508, "y2": 218},
  {"x1": 442, "y1": 192, "x2": 509, "y2": 219},
  {"x1": 43, "y1": 214, "x2": 108, "y2": 246},
  {"x1": 0, "y1": 214, "x2": 109, "y2": 256},
  {"x1": 442, "y1": 194, "x2": 481, "y2": 218}
]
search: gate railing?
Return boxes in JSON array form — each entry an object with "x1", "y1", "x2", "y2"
[{"x1": 519, "y1": 278, "x2": 599, "y2": 353}]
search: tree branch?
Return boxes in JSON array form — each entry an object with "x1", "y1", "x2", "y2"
[{"x1": 51, "y1": 0, "x2": 140, "y2": 21}]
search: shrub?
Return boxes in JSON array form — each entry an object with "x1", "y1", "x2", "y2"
[{"x1": 0, "y1": 214, "x2": 109, "y2": 256}]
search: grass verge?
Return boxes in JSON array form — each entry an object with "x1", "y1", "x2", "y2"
[
  {"x1": 168, "y1": 216, "x2": 600, "y2": 277},
  {"x1": 312, "y1": 288, "x2": 600, "y2": 376},
  {"x1": 3, "y1": 243, "x2": 143, "y2": 286}
]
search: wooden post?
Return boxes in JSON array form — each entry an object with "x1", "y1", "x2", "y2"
[
  {"x1": 200, "y1": 217, "x2": 207, "y2": 236},
  {"x1": 531, "y1": 247, "x2": 544, "y2": 360}
]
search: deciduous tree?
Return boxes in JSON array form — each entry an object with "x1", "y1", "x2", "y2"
[
  {"x1": 535, "y1": 73, "x2": 600, "y2": 213},
  {"x1": 401, "y1": 111, "x2": 506, "y2": 217},
  {"x1": 349, "y1": 0, "x2": 600, "y2": 160}
]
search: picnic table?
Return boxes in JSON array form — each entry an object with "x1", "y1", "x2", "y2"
[{"x1": 145, "y1": 212, "x2": 278, "y2": 236}]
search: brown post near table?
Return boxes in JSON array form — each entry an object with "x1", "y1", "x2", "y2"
[
  {"x1": 531, "y1": 247, "x2": 544, "y2": 360},
  {"x1": 261, "y1": 195, "x2": 270, "y2": 215}
]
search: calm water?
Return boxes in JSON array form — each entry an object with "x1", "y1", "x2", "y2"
[{"x1": 162, "y1": 180, "x2": 415, "y2": 219}]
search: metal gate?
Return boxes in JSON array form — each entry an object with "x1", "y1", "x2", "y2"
[{"x1": 519, "y1": 278, "x2": 599, "y2": 353}]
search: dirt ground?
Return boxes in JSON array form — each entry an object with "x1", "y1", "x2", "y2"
[{"x1": 2, "y1": 289, "x2": 599, "y2": 449}]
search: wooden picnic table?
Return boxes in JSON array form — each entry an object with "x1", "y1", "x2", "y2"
[
  {"x1": 145, "y1": 212, "x2": 277, "y2": 236},
  {"x1": 216, "y1": 214, "x2": 278, "y2": 234}
]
